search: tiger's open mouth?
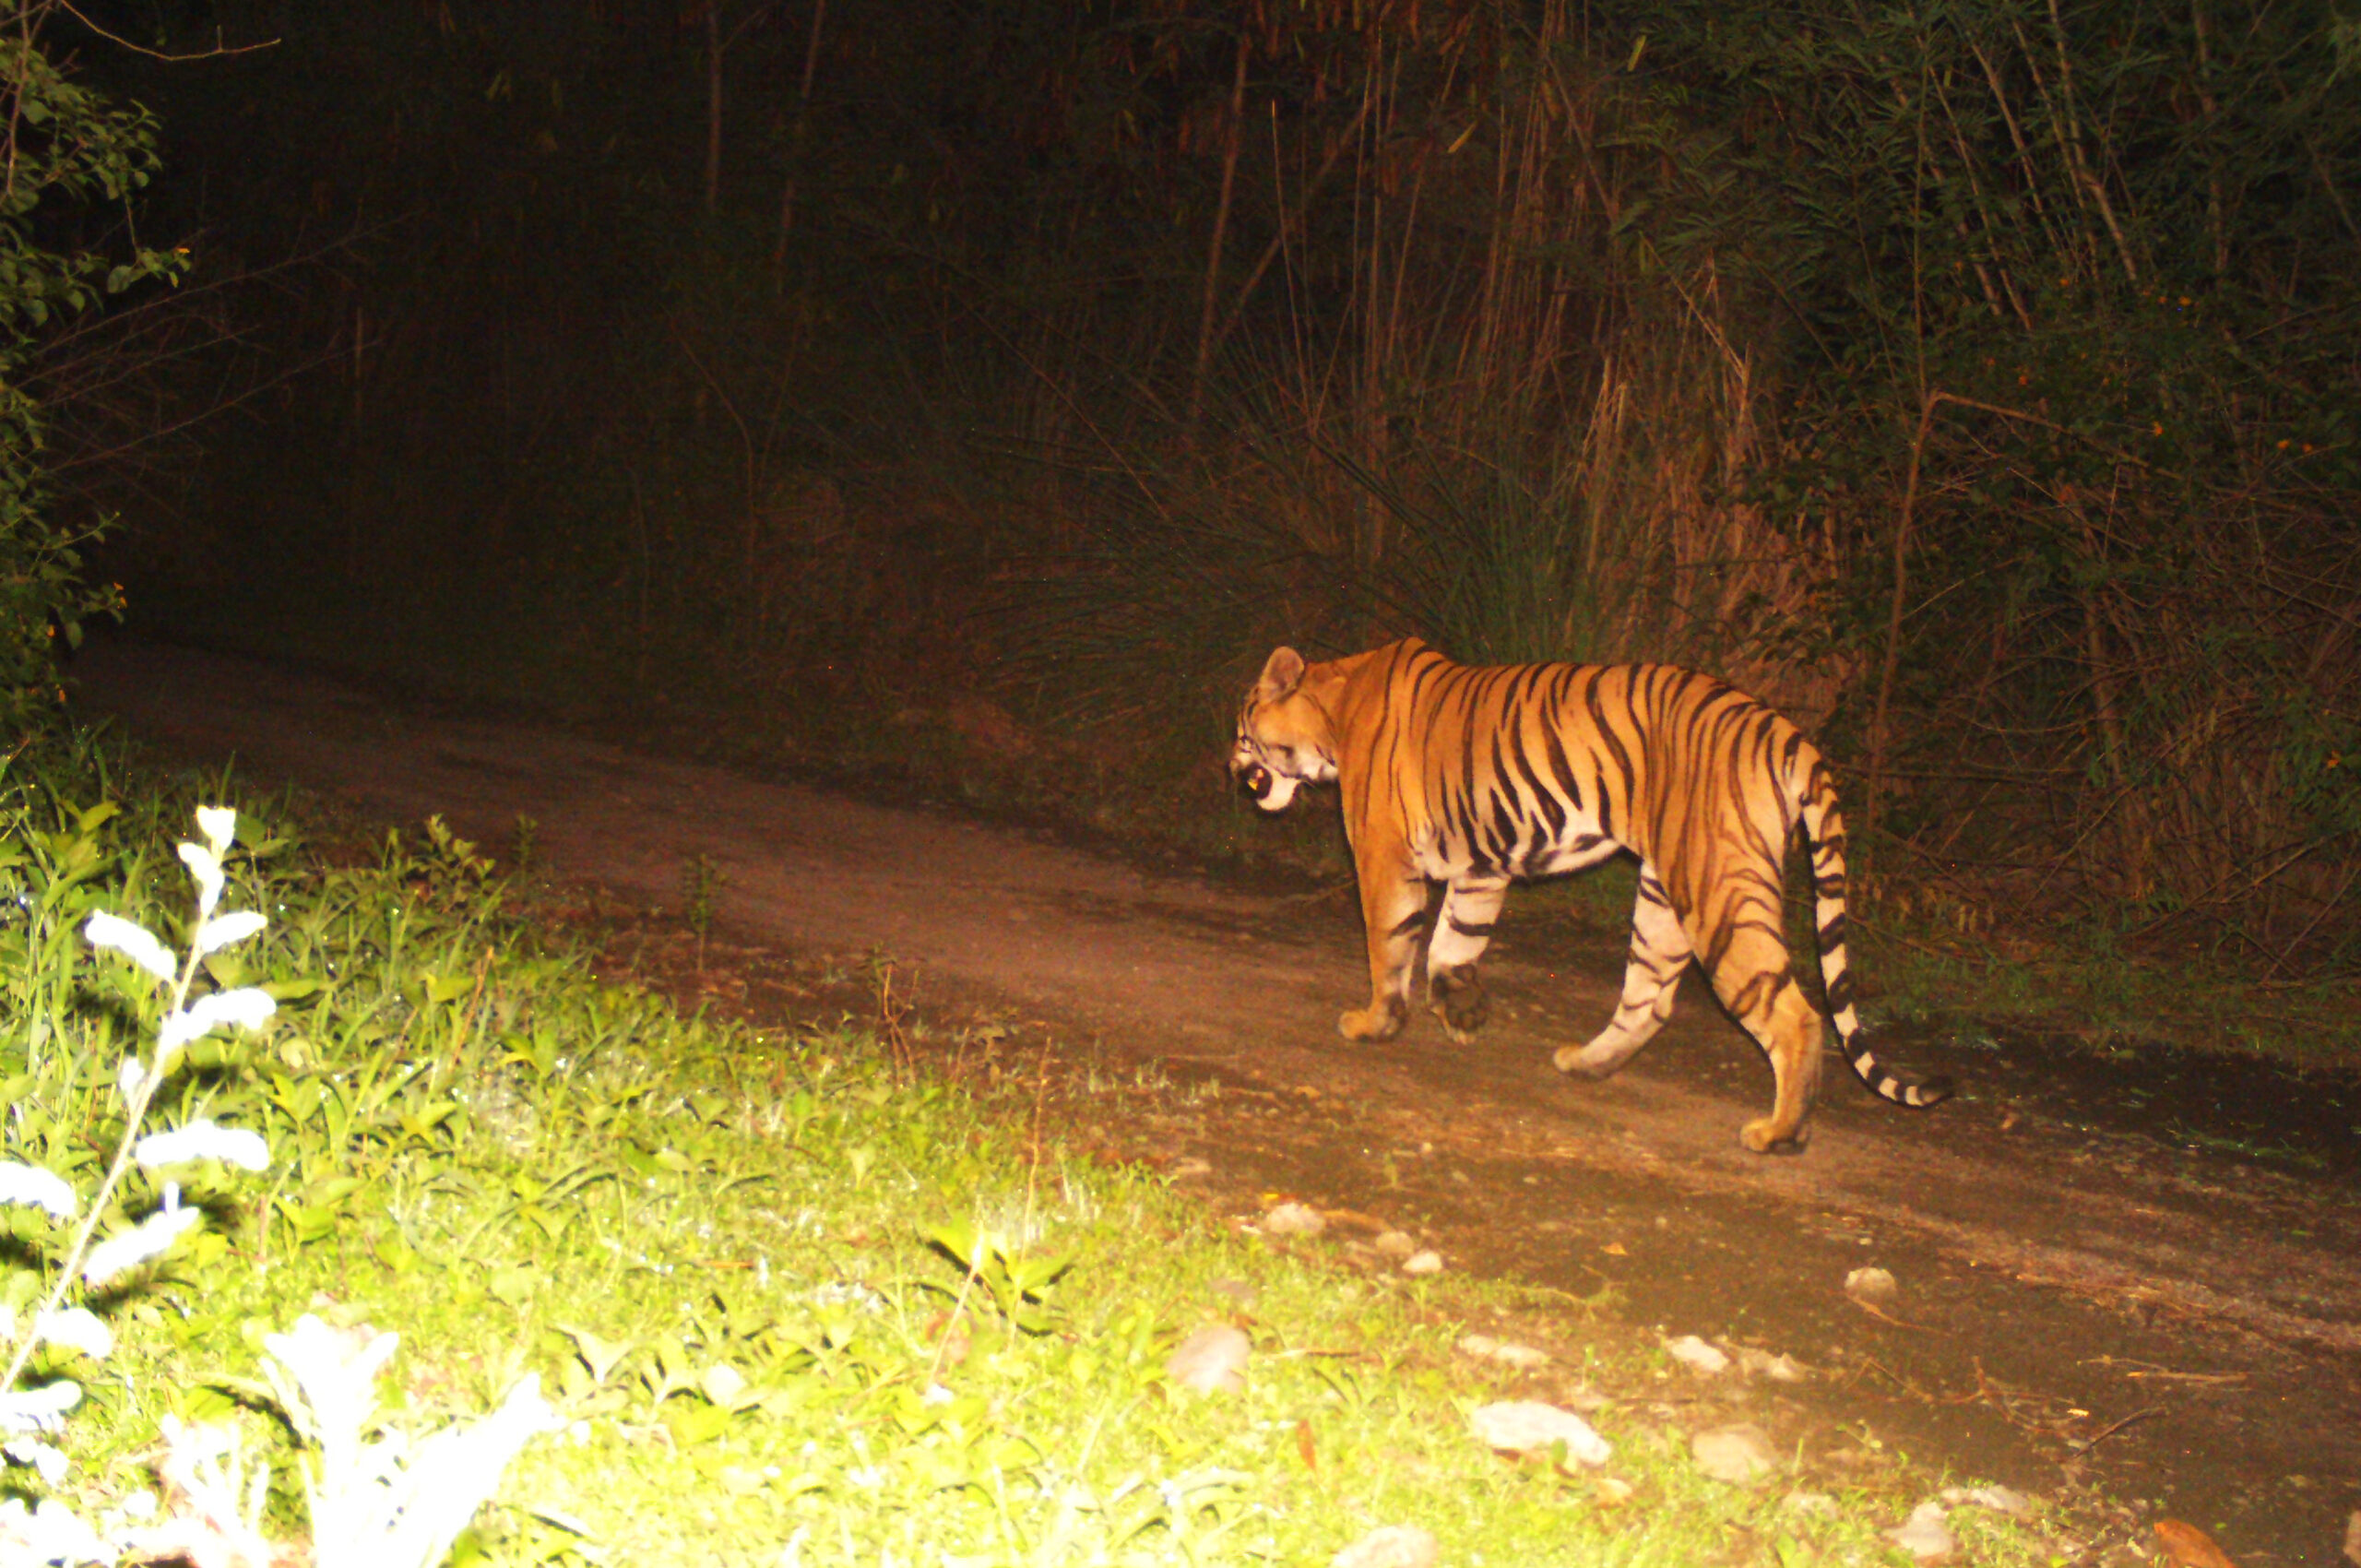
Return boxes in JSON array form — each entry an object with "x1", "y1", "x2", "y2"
[{"x1": 1240, "y1": 763, "x2": 1274, "y2": 801}]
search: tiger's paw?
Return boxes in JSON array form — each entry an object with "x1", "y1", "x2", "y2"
[
  {"x1": 1553, "y1": 1040, "x2": 1626, "y2": 1079},
  {"x1": 1427, "y1": 966, "x2": 1489, "y2": 1044},
  {"x1": 1739, "y1": 1117, "x2": 1809, "y2": 1155},
  {"x1": 1339, "y1": 1000, "x2": 1407, "y2": 1042}
]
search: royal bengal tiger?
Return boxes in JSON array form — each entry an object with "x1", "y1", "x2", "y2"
[{"x1": 1229, "y1": 637, "x2": 1952, "y2": 1152}]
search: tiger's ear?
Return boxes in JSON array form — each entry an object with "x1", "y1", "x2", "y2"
[{"x1": 1256, "y1": 647, "x2": 1306, "y2": 701}]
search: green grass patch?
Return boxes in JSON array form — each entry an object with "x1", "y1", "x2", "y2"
[{"x1": 0, "y1": 731, "x2": 2103, "y2": 1565}]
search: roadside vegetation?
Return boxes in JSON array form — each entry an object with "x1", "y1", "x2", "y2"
[{"x1": 0, "y1": 739, "x2": 2105, "y2": 1564}]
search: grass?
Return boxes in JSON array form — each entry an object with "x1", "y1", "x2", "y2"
[{"x1": 0, "y1": 731, "x2": 2113, "y2": 1564}]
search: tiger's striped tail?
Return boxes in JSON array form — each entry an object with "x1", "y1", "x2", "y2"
[{"x1": 1797, "y1": 765, "x2": 1954, "y2": 1111}]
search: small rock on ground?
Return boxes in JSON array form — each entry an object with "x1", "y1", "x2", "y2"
[
  {"x1": 1400, "y1": 1250, "x2": 1444, "y2": 1276},
  {"x1": 1940, "y1": 1484, "x2": 2033, "y2": 1516},
  {"x1": 1261, "y1": 1202, "x2": 1326, "y2": 1237},
  {"x1": 1467, "y1": 1400, "x2": 1611, "y2": 1467},
  {"x1": 1664, "y1": 1335, "x2": 1730, "y2": 1374},
  {"x1": 1457, "y1": 1335, "x2": 1550, "y2": 1369},
  {"x1": 1888, "y1": 1502, "x2": 1955, "y2": 1562},
  {"x1": 1370, "y1": 1229, "x2": 1418, "y2": 1259},
  {"x1": 1167, "y1": 1324, "x2": 1251, "y2": 1394},
  {"x1": 1330, "y1": 1525, "x2": 1439, "y2": 1568},
  {"x1": 1736, "y1": 1347, "x2": 1807, "y2": 1382},
  {"x1": 1845, "y1": 1266, "x2": 1899, "y2": 1304},
  {"x1": 1691, "y1": 1422, "x2": 1781, "y2": 1485}
]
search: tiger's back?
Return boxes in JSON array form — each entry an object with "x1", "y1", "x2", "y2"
[{"x1": 1233, "y1": 637, "x2": 1951, "y2": 1152}]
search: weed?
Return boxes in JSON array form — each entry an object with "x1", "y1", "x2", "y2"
[{"x1": 682, "y1": 851, "x2": 724, "y2": 971}]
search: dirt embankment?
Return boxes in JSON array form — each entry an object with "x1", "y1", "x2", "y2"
[{"x1": 73, "y1": 638, "x2": 2361, "y2": 1566}]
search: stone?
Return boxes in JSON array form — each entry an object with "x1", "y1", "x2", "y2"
[
  {"x1": 1457, "y1": 1335, "x2": 1551, "y2": 1369},
  {"x1": 1467, "y1": 1401, "x2": 1611, "y2": 1467},
  {"x1": 1845, "y1": 1266, "x2": 1899, "y2": 1304},
  {"x1": 1166, "y1": 1324, "x2": 1250, "y2": 1394},
  {"x1": 1329, "y1": 1525, "x2": 1440, "y2": 1568},
  {"x1": 1691, "y1": 1422, "x2": 1781, "y2": 1485},
  {"x1": 1888, "y1": 1502, "x2": 1955, "y2": 1562},
  {"x1": 1261, "y1": 1202, "x2": 1326, "y2": 1237},
  {"x1": 1664, "y1": 1335, "x2": 1730, "y2": 1374}
]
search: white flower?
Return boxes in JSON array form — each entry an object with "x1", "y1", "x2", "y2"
[
  {"x1": 116, "y1": 1056, "x2": 148, "y2": 1104},
  {"x1": 32, "y1": 1308, "x2": 113, "y2": 1360},
  {"x1": 83, "y1": 1206, "x2": 204, "y2": 1288},
  {"x1": 194, "y1": 910, "x2": 267, "y2": 956},
  {"x1": 176, "y1": 840, "x2": 223, "y2": 919},
  {"x1": 0, "y1": 1382, "x2": 80, "y2": 1434},
  {"x1": 196, "y1": 806, "x2": 237, "y2": 858},
  {"x1": 3, "y1": 1437, "x2": 66, "y2": 1485},
  {"x1": 0, "y1": 1163, "x2": 75, "y2": 1221},
  {"x1": 158, "y1": 988, "x2": 277, "y2": 1051},
  {"x1": 136, "y1": 1120, "x2": 270, "y2": 1173},
  {"x1": 83, "y1": 910, "x2": 176, "y2": 982}
]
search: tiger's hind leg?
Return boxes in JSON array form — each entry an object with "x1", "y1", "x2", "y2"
[
  {"x1": 1426, "y1": 874, "x2": 1508, "y2": 1044},
  {"x1": 1555, "y1": 866, "x2": 1690, "y2": 1079},
  {"x1": 1703, "y1": 925, "x2": 1827, "y2": 1154}
]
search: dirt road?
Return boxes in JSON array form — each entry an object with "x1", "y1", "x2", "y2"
[{"x1": 73, "y1": 638, "x2": 2361, "y2": 1564}]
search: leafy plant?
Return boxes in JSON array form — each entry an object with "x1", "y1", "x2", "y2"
[{"x1": 926, "y1": 1215, "x2": 1075, "y2": 1336}]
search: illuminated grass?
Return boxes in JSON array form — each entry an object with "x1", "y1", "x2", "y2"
[{"x1": 2, "y1": 742, "x2": 2079, "y2": 1565}]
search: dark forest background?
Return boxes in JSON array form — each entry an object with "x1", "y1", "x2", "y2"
[{"x1": 16, "y1": 0, "x2": 2360, "y2": 989}]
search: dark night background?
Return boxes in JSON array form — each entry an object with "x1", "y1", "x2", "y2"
[{"x1": 13, "y1": 0, "x2": 2360, "y2": 983}]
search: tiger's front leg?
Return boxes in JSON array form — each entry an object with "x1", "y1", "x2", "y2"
[
  {"x1": 1426, "y1": 874, "x2": 1508, "y2": 1044},
  {"x1": 1342, "y1": 855, "x2": 1426, "y2": 1042}
]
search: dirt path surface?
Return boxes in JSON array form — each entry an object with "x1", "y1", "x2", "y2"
[{"x1": 74, "y1": 639, "x2": 2361, "y2": 1564}]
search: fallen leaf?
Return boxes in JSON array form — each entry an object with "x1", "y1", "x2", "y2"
[{"x1": 2153, "y1": 1518, "x2": 2239, "y2": 1568}]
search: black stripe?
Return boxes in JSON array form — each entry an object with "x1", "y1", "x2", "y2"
[{"x1": 1388, "y1": 909, "x2": 1428, "y2": 938}]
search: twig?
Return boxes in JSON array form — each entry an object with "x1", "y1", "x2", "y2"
[
  {"x1": 55, "y1": 0, "x2": 277, "y2": 61},
  {"x1": 2070, "y1": 1405, "x2": 2163, "y2": 1453}
]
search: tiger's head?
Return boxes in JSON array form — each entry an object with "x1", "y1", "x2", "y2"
[{"x1": 1231, "y1": 646, "x2": 1338, "y2": 813}]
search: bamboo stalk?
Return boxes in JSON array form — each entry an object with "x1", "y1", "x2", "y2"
[{"x1": 1188, "y1": 30, "x2": 1252, "y2": 434}]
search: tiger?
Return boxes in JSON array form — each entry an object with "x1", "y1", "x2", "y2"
[{"x1": 1228, "y1": 637, "x2": 1952, "y2": 1153}]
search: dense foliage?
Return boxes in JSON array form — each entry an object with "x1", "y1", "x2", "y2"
[
  {"x1": 0, "y1": 6, "x2": 178, "y2": 730},
  {"x1": 85, "y1": 0, "x2": 2361, "y2": 975}
]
